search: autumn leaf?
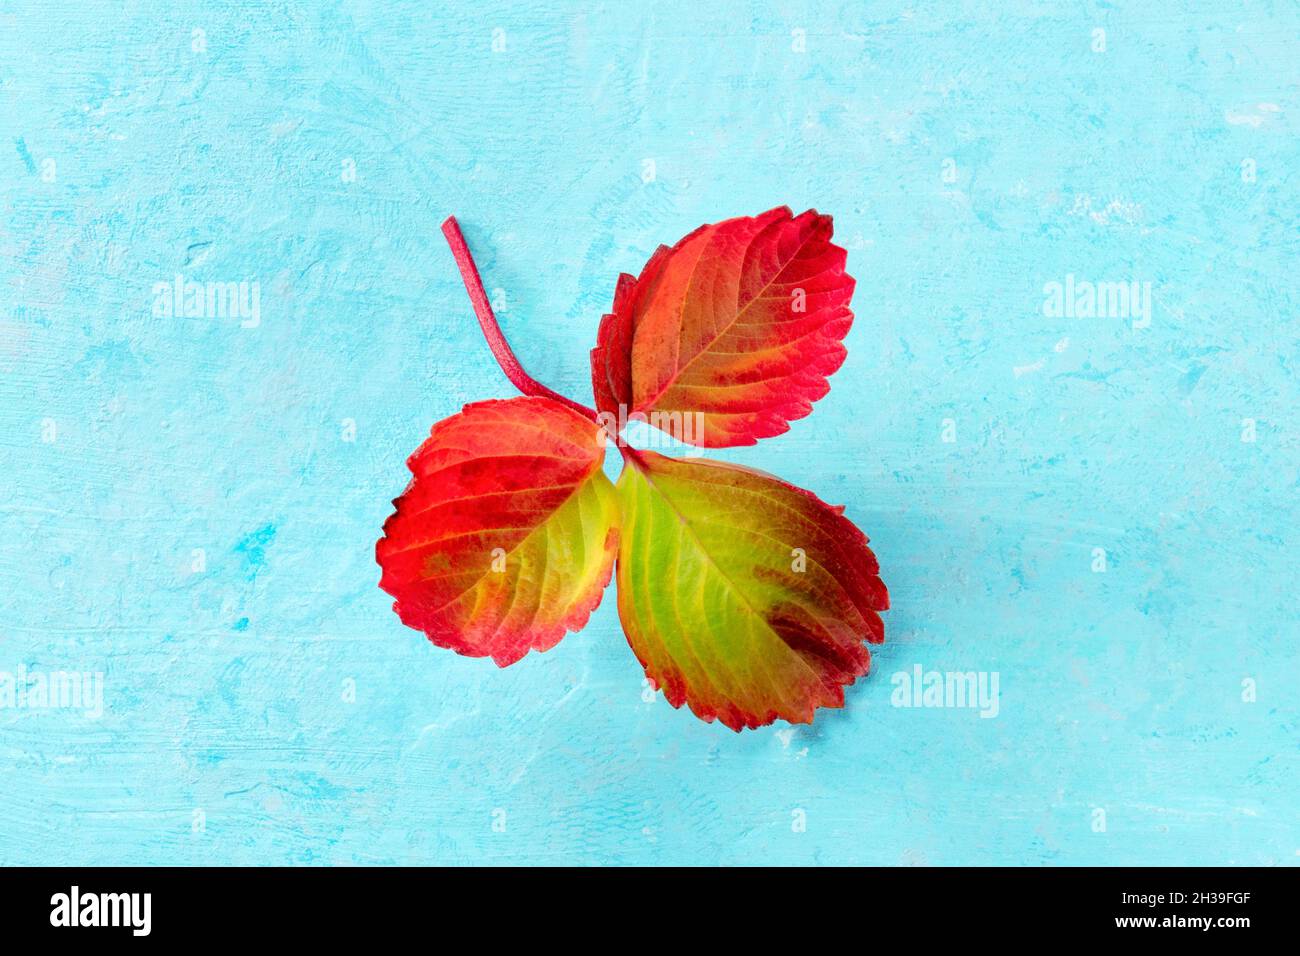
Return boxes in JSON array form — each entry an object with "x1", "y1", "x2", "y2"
[
  {"x1": 591, "y1": 206, "x2": 855, "y2": 447},
  {"x1": 375, "y1": 213, "x2": 886, "y2": 732},
  {"x1": 376, "y1": 396, "x2": 618, "y2": 666},
  {"x1": 615, "y1": 451, "x2": 887, "y2": 730}
]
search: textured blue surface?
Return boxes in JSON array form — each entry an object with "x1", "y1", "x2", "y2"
[{"x1": 2, "y1": 2, "x2": 1296, "y2": 866}]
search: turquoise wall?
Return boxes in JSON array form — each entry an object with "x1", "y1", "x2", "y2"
[{"x1": 2, "y1": 1, "x2": 1295, "y2": 865}]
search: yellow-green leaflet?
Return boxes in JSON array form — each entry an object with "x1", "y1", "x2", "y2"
[{"x1": 615, "y1": 451, "x2": 887, "y2": 731}]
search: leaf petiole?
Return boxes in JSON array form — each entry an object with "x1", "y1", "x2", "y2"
[
  {"x1": 441, "y1": 215, "x2": 598, "y2": 421},
  {"x1": 442, "y1": 214, "x2": 646, "y2": 467}
]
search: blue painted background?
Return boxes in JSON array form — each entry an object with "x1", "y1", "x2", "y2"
[{"x1": 2, "y1": 1, "x2": 1296, "y2": 866}]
